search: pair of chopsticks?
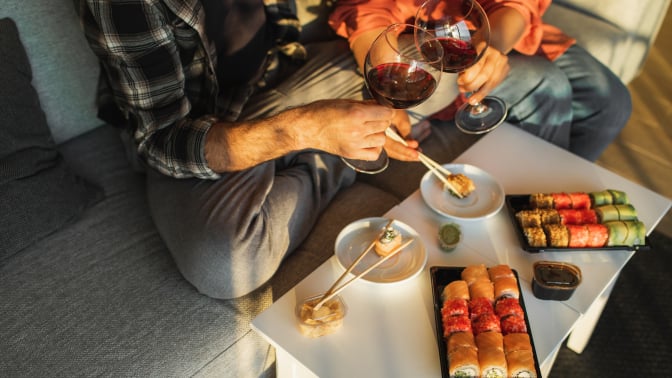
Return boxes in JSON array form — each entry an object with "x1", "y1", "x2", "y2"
[
  {"x1": 312, "y1": 220, "x2": 415, "y2": 312},
  {"x1": 384, "y1": 128, "x2": 464, "y2": 198}
]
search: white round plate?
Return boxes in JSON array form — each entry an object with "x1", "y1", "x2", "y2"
[
  {"x1": 420, "y1": 163, "x2": 505, "y2": 220},
  {"x1": 334, "y1": 217, "x2": 427, "y2": 285}
]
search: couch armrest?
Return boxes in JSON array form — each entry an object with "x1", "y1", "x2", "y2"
[{"x1": 545, "y1": 0, "x2": 670, "y2": 83}]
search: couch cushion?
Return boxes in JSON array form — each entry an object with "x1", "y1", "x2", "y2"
[
  {"x1": 1, "y1": 0, "x2": 103, "y2": 143},
  {"x1": 544, "y1": 1, "x2": 669, "y2": 84},
  {"x1": 0, "y1": 17, "x2": 103, "y2": 261}
]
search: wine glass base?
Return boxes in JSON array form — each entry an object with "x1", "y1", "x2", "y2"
[
  {"x1": 341, "y1": 151, "x2": 389, "y2": 174},
  {"x1": 455, "y1": 96, "x2": 507, "y2": 134}
]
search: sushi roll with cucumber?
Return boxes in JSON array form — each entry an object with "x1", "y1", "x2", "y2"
[
  {"x1": 596, "y1": 204, "x2": 638, "y2": 222},
  {"x1": 605, "y1": 220, "x2": 646, "y2": 246}
]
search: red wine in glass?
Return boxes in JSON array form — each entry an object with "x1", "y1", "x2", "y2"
[
  {"x1": 342, "y1": 23, "x2": 443, "y2": 174},
  {"x1": 435, "y1": 37, "x2": 478, "y2": 73},
  {"x1": 415, "y1": 0, "x2": 507, "y2": 134},
  {"x1": 366, "y1": 62, "x2": 438, "y2": 109}
]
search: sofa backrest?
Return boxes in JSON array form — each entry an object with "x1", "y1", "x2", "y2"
[
  {"x1": 547, "y1": 0, "x2": 670, "y2": 83},
  {"x1": 2, "y1": 0, "x2": 103, "y2": 144}
]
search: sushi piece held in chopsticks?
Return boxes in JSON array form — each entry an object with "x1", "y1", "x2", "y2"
[{"x1": 444, "y1": 173, "x2": 476, "y2": 198}]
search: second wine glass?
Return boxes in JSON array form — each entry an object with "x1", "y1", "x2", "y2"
[
  {"x1": 415, "y1": 0, "x2": 507, "y2": 134},
  {"x1": 342, "y1": 23, "x2": 444, "y2": 174}
]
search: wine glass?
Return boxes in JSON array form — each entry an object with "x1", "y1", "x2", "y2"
[
  {"x1": 415, "y1": 0, "x2": 507, "y2": 134},
  {"x1": 342, "y1": 23, "x2": 444, "y2": 174}
]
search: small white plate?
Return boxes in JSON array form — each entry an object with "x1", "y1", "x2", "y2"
[
  {"x1": 334, "y1": 217, "x2": 427, "y2": 285},
  {"x1": 420, "y1": 163, "x2": 505, "y2": 220}
]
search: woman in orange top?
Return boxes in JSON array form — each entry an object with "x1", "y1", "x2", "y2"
[{"x1": 329, "y1": 0, "x2": 631, "y2": 161}]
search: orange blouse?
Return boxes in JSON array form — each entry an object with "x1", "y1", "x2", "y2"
[{"x1": 328, "y1": 0, "x2": 575, "y2": 61}]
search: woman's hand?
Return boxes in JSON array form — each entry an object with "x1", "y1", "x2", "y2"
[{"x1": 457, "y1": 47, "x2": 509, "y2": 105}]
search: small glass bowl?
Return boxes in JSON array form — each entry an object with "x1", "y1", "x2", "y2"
[
  {"x1": 295, "y1": 294, "x2": 347, "y2": 338},
  {"x1": 438, "y1": 223, "x2": 461, "y2": 252}
]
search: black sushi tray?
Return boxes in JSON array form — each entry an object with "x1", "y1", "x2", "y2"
[
  {"x1": 430, "y1": 266, "x2": 542, "y2": 378},
  {"x1": 505, "y1": 195, "x2": 652, "y2": 253}
]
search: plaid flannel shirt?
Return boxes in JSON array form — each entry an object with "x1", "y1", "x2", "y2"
[{"x1": 76, "y1": 0, "x2": 304, "y2": 179}]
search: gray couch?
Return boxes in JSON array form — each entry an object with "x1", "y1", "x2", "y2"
[{"x1": 1, "y1": 0, "x2": 668, "y2": 377}]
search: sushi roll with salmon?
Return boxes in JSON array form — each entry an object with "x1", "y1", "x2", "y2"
[
  {"x1": 469, "y1": 279, "x2": 495, "y2": 303},
  {"x1": 488, "y1": 264, "x2": 515, "y2": 281},
  {"x1": 442, "y1": 280, "x2": 470, "y2": 301},
  {"x1": 493, "y1": 276, "x2": 520, "y2": 300},
  {"x1": 448, "y1": 346, "x2": 480, "y2": 378},
  {"x1": 476, "y1": 333, "x2": 507, "y2": 378},
  {"x1": 461, "y1": 264, "x2": 489, "y2": 286},
  {"x1": 585, "y1": 223, "x2": 609, "y2": 247}
]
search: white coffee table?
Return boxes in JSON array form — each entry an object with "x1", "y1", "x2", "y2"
[{"x1": 252, "y1": 123, "x2": 671, "y2": 378}]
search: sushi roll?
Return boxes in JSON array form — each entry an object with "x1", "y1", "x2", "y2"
[
  {"x1": 605, "y1": 221, "x2": 629, "y2": 246},
  {"x1": 606, "y1": 220, "x2": 647, "y2": 246},
  {"x1": 558, "y1": 209, "x2": 598, "y2": 225},
  {"x1": 506, "y1": 349, "x2": 537, "y2": 378},
  {"x1": 566, "y1": 225, "x2": 589, "y2": 248},
  {"x1": 543, "y1": 224, "x2": 569, "y2": 248},
  {"x1": 442, "y1": 280, "x2": 470, "y2": 301},
  {"x1": 469, "y1": 279, "x2": 495, "y2": 303},
  {"x1": 551, "y1": 192, "x2": 572, "y2": 209},
  {"x1": 461, "y1": 264, "x2": 489, "y2": 286},
  {"x1": 478, "y1": 347, "x2": 508, "y2": 378},
  {"x1": 493, "y1": 277, "x2": 520, "y2": 300},
  {"x1": 515, "y1": 210, "x2": 542, "y2": 228},
  {"x1": 523, "y1": 227, "x2": 547, "y2": 247},
  {"x1": 529, "y1": 193, "x2": 553, "y2": 209},
  {"x1": 475, "y1": 331, "x2": 504, "y2": 351},
  {"x1": 469, "y1": 297, "x2": 495, "y2": 319},
  {"x1": 537, "y1": 208, "x2": 561, "y2": 225},
  {"x1": 503, "y1": 333, "x2": 533, "y2": 353},
  {"x1": 448, "y1": 346, "x2": 480, "y2": 378},
  {"x1": 447, "y1": 331, "x2": 477, "y2": 352},
  {"x1": 495, "y1": 298, "x2": 525, "y2": 319},
  {"x1": 444, "y1": 314, "x2": 472, "y2": 336},
  {"x1": 590, "y1": 190, "x2": 614, "y2": 206},
  {"x1": 608, "y1": 189, "x2": 629, "y2": 205},
  {"x1": 488, "y1": 264, "x2": 515, "y2": 281},
  {"x1": 374, "y1": 225, "x2": 402, "y2": 257},
  {"x1": 585, "y1": 223, "x2": 609, "y2": 248},
  {"x1": 442, "y1": 298, "x2": 469, "y2": 318},
  {"x1": 596, "y1": 204, "x2": 638, "y2": 222},
  {"x1": 500, "y1": 314, "x2": 527, "y2": 335},
  {"x1": 568, "y1": 192, "x2": 591, "y2": 209},
  {"x1": 472, "y1": 312, "x2": 501, "y2": 335}
]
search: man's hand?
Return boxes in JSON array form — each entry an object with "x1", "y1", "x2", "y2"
[{"x1": 384, "y1": 109, "x2": 421, "y2": 162}]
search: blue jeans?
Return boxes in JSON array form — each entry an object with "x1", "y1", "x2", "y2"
[{"x1": 492, "y1": 44, "x2": 632, "y2": 161}]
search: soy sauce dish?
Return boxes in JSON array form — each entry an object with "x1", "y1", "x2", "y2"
[{"x1": 531, "y1": 261, "x2": 582, "y2": 301}]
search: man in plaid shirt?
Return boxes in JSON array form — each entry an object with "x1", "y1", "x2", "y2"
[{"x1": 74, "y1": 0, "x2": 432, "y2": 299}]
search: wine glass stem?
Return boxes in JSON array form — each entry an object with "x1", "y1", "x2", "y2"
[{"x1": 470, "y1": 101, "x2": 488, "y2": 115}]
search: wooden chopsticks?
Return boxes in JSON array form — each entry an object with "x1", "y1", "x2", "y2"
[
  {"x1": 312, "y1": 220, "x2": 414, "y2": 311},
  {"x1": 384, "y1": 128, "x2": 464, "y2": 198}
]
